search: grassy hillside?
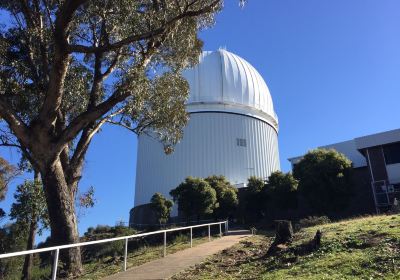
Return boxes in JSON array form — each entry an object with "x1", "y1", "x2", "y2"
[{"x1": 173, "y1": 215, "x2": 400, "y2": 280}]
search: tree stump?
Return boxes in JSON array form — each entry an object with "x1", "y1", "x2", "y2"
[
  {"x1": 267, "y1": 220, "x2": 294, "y2": 256},
  {"x1": 274, "y1": 220, "x2": 293, "y2": 244}
]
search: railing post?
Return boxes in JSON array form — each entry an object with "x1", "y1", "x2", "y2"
[
  {"x1": 163, "y1": 231, "x2": 167, "y2": 257},
  {"x1": 219, "y1": 223, "x2": 222, "y2": 237},
  {"x1": 190, "y1": 227, "x2": 193, "y2": 248},
  {"x1": 124, "y1": 238, "x2": 128, "y2": 271},
  {"x1": 208, "y1": 225, "x2": 211, "y2": 242},
  {"x1": 51, "y1": 248, "x2": 59, "y2": 280}
]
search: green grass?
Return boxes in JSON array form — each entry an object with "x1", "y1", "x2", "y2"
[
  {"x1": 78, "y1": 234, "x2": 218, "y2": 279},
  {"x1": 172, "y1": 215, "x2": 400, "y2": 280}
]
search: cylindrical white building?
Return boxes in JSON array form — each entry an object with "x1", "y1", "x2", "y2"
[{"x1": 130, "y1": 49, "x2": 280, "y2": 225}]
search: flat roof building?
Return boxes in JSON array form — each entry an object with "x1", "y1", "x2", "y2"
[{"x1": 289, "y1": 128, "x2": 400, "y2": 214}]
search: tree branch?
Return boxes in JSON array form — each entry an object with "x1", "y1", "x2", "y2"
[
  {"x1": 36, "y1": 0, "x2": 89, "y2": 131},
  {"x1": 0, "y1": 97, "x2": 31, "y2": 149},
  {"x1": 67, "y1": 0, "x2": 220, "y2": 53}
]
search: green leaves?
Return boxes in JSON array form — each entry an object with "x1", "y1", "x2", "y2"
[
  {"x1": 170, "y1": 177, "x2": 217, "y2": 220},
  {"x1": 150, "y1": 192, "x2": 174, "y2": 224},
  {"x1": 293, "y1": 148, "x2": 354, "y2": 215},
  {"x1": 205, "y1": 175, "x2": 238, "y2": 219},
  {"x1": 9, "y1": 180, "x2": 49, "y2": 235},
  {"x1": 0, "y1": 157, "x2": 18, "y2": 201}
]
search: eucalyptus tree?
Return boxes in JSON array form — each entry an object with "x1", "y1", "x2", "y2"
[
  {"x1": 0, "y1": 0, "x2": 223, "y2": 274},
  {"x1": 10, "y1": 180, "x2": 49, "y2": 280}
]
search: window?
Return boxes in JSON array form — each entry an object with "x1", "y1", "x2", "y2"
[
  {"x1": 236, "y1": 138, "x2": 247, "y2": 147},
  {"x1": 383, "y1": 142, "x2": 400, "y2": 165}
]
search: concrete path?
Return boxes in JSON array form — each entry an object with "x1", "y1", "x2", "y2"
[{"x1": 103, "y1": 231, "x2": 250, "y2": 280}]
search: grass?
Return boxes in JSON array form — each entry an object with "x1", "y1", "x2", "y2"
[
  {"x1": 172, "y1": 214, "x2": 400, "y2": 280},
  {"x1": 78, "y1": 234, "x2": 218, "y2": 279}
]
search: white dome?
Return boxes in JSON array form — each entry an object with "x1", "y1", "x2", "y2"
[{"x1": 183, "y1": 49, "x2": 278, "y2": 130}]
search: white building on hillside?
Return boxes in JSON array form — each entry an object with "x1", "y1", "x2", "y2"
[{"x1": 130, "y1": 49, "x2": 280, "y2": 225}]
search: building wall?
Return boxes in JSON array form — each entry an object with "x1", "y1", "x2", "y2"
[{"x1": 134, "y1": 112, "x2": 280, "y2": 211}]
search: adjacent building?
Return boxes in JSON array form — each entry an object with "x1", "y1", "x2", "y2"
[
  {"x1": 289, "y1": 129, "x2": 400, "y2": 214},
  {"x1": 130, "y1": 49, "x2": 280, "y2": 225}
]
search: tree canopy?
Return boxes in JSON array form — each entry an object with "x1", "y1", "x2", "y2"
[
  {"x1": 150, "y1": 192, "x2": 173, "y2": 225},
  {"x1": 170, "y1": 177, "x2": 217, "y2": 221},
  {"x1": 293, "y1": 148, "x2": 354, "y2": 215},
  {"x1": 0, "y1": 1, "x2": 223, "y2": 274},
  {"x1": 205, "y1": 175, "x2": 238, "y2": 219},
  {"x1": 265, "y1": 171, "x2": 298, "y2": 211}
]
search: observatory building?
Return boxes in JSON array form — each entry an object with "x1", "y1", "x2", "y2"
[{"x1": 130, "y1": 49, "x2": 280, "y2": 225}]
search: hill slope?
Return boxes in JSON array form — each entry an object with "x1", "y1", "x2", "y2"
[{"x1": 173, "y1": 215, "x2": 400, "y2": 280}]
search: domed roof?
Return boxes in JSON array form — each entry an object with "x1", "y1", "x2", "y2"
[{"x1": 183, "y1": 49, "x2": 278, "y2": 130}]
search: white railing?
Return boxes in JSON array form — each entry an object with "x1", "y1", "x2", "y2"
[{"x1": 0, "y1": 220, "x2": 228, "y2": 280}]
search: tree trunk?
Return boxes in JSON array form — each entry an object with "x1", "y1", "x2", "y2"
[
  {"x1": 41, "y1": 160, "x2": 82, "y2": 276},
  {"x1": 21, "y1": 220, "x2": 37, "y2": 280}
]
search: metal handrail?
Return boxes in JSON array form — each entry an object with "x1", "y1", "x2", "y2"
[{"x1": 0, "y1": 220, "x2": 228, "y2": 280}]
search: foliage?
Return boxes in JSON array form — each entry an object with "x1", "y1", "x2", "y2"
[
  {"x1": 0, "y1": 223, "x2": 28, "y2": 279},
  {"x1": 78, "y1": 186, "x2": 96, "y2": 209},
  {"x1": 172, "y1": 215, "x2": 400, "y2": 280},
  {"x1": 293, "y1": 149, "x2": 354, "y2": 215},
  {"x1": 76, "y1": 186, "x2": 97, "y2": 219},
  {"x1": 0, "y1": 0, "x2": 223, "y2": 273},
  {"x1": 298, "y1": 216, "x2": 331, "y2": 228},
  {"x1": 205, "y1": 175, "x2": 238, "y2": 219},
  {"x1": 9, "y1": 180, "x2": 49, "y2": 235},
  {"x1": 247, "y1": 176, "x2": 266, "y2": 193},
  {"x1": 0, "y1": 157, "x2": 18, "y2": 216},
  {"x1": 81, "y1": 225, "x2": 137, "y2": 261},
  {"x1": 150, "y1": 192, "x2": 174, "y2": 224},
  {"x1": 265, "y1": 171, "x2": 298, "y2": 211},
  {"x1": 239, "y1": 176, "x2": 267, "y2": 223},
  {"x1": 170, "y1": 177, "x2": 217, "y2": 220}
]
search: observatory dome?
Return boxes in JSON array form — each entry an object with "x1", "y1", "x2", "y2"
[
  {"x1": 131, "y1": 49, "x2": 281, "y2": 226},
  {"x1": 183, "y1": 49, "x2": 278, "y2": 130}
]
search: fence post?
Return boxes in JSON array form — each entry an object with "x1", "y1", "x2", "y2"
[
  {"x1": 190, "y1": 227, "x2": 193, "y2": 248},
  {"x1": 219, "y1": 223, "x2": 222, "y2": 237},
  {"x1": 124, "y1": 238, "x2": 128, "y2": 271},
  {"x1": 51, "y1": 248, "x2": 59, "y2": 280},
  {"x1": 163, "y1": 231, "x2": 167, "y2": 257},
  {"x1": 208, "y1": 225, "x2": 211, "y2": 242}
]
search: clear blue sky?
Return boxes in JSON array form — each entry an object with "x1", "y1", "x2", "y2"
[{"x1": 1, "y1": 0, "x2": 400, "y2": 240}]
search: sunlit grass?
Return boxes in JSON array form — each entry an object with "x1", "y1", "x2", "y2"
[{"x1": 173, "y1": 215, "x2": 400, "y2": 280}]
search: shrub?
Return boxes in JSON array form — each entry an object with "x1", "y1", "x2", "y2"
[
  {"x1": 298, "y1": 216, "x2": 331, "y2": 228},
  {"x1": 293, "y1": 149, "x2": 354, "y2": 215},
  {"x1": 81, "y1": 225, "x2": 137, "y2": 261}
]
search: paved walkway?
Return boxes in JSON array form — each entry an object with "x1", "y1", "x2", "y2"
[{"x1": 103, "y1": 231, "x2": 250, "y2": 280}]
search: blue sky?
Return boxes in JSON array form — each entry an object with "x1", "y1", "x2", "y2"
[{"x1": 1, "y1": 0, "x2": 400, "y2": 240}]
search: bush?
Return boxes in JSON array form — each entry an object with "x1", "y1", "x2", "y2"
[
  {"x1": 293, "y1": 149, "x2": 354, "y2": 215},
  {"x1": 298, "y1": 216, "x2": 331, "y2": 228},
  {"x1": 81, "y1": 225, "x2": 137, "y2": 261}
]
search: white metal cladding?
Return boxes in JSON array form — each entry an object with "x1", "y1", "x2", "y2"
[
  {"x1": 134, "y1": 112, "x2": 280, "y2": 208},
  {"x1": 183, "y1": 50, "x2": 278, "y2": 130}
]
